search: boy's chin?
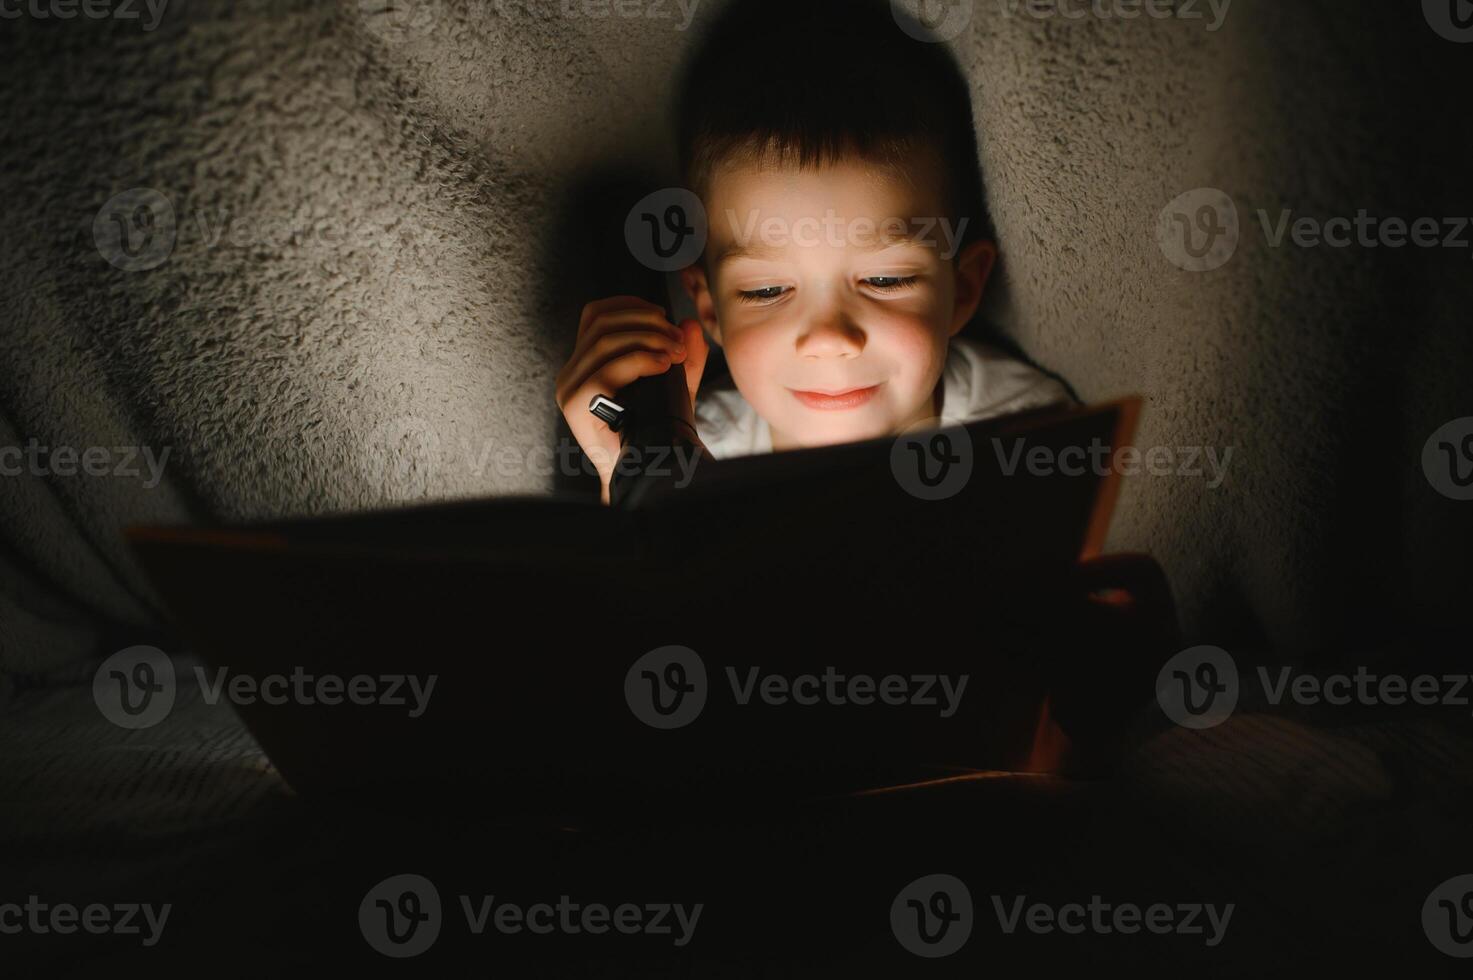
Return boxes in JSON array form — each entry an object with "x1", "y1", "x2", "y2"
[{"x1": 782, "y1": 417, "x2": 896, "y2": 450}]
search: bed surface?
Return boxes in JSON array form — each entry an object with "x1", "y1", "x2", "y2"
[{"x1": 5, "y1": 664, "x2": 1468, "y2": 974}]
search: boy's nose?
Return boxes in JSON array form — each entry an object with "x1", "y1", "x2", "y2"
[{"x1": 795, "y1": 308, "x2": 865, "y2": 360}]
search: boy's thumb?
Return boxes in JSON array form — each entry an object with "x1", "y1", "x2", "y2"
[{"x1": 678, "y1": 318, "x2": 709, "y2": 405}]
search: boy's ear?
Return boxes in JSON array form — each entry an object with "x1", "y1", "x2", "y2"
[
  {"x1": 948, "y1": 239, "x2": 998, "y2": 338},
  {"x1": 680, "y1": 263, "x2": 723, "y2": 346}
]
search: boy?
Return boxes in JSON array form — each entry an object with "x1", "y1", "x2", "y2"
[{"x1": 556, "y1": 0, "x2": 1073, "y2": 504}]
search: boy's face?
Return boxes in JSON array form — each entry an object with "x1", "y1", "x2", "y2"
[{"x1": 682, "y1": 152, "x2": 995, "y2": 452}]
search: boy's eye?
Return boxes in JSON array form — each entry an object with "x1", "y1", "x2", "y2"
[
  {"x1": 863, "y1": 275, "x2": 920, "y2": 291},
  {"x1": 736, "y1": 285, "x2": 789, "y2": 304}
]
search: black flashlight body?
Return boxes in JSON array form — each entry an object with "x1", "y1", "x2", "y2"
[{"x1": 608, "y1": 361, "x2": 708, "y2": 510}]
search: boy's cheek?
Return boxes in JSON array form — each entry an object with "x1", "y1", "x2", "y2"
[
  {"x1": 901, "y1": 285, "x2": 955, "y2": 325},
  {"x1": 871, "y1": 312, "x2": 947, "y2": 359},
  {"x1": 726, "y1": 342, "x2": 786, "y2": 393}
]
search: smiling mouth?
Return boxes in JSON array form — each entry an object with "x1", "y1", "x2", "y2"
[{"x1": 789, "y1": 383, "x2": 882, "y2": 411}]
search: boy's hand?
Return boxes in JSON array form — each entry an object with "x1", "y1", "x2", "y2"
[{"x1": 555, "y1": 296, "x2": 709, "y2": 504}]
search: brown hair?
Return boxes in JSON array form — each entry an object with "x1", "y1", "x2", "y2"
[{"x1": 674, "y1": 0, "x2": 992, "y2": 254}]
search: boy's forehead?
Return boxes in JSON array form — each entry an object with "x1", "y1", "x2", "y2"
[{"x1": 704, "y1": 153, "x2": 948, "y2": 231}]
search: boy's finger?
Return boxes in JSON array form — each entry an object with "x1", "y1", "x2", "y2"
[
  {"x1": 678, "y1": 319, "x2": 709, "y2": 405},
  {"x1": 580, "y1": 351, "x2": 674, "y2": 411},
  {"x1": 579, "y1": 309, "x2": 682, "y2": 348},
  {"x1": 577, "y1": 296, "x2": 667, "y2": 340},
  {"x1": 568, "y1": 331, "x2": 685, "y2": 392},
  {"x1": 557, "y1": 329, "x2": 677, "y2": 404}
]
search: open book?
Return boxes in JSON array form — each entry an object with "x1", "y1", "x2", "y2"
[{"x1": 125, "y1": 398, "x2": 1142, "y2": 813}]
